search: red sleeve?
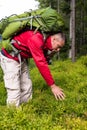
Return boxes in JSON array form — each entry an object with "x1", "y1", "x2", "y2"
[{"x1": 27, "y1": 33, "x2": 55, "y2": 86}]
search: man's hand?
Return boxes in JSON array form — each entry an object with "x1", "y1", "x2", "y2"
[{"x1": 50, "y1": 84, "x2": 65, "y2": 100}]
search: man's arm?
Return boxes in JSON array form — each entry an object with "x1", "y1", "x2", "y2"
[
  {"x1": 28, "y1": 33, "x2": 65, "y2": 100},
  {"x1": 28, "y1": 33, "x2": 54, "y2": 86}
]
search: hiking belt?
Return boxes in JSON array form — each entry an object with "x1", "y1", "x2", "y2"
[
  {"x1": 11, "y1": 39, "x2": 30, "y2": 76},
  {"x1": 1, "y1": 40, "x2": 22, "y2": 62}
]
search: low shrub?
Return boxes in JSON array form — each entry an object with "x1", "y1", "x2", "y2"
[{"x1": 0, "y1": 56, "x2": 87, "y2": 129}]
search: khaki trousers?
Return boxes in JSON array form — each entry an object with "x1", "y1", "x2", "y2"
[{"x1": 0, "y1": 52, "x2": 32, "y2": 107}]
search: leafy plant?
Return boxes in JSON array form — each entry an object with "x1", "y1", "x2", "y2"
[{"x1": 0, "y1": 56, "x2": 87, "y2": 129}]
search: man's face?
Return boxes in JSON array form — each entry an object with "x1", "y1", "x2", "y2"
[{"x1": 51, "y1": 34, "x2": 65, "y2": 52}]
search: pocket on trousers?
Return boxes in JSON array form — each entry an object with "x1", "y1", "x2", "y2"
[{"x1": 4, "y1": 72, "x2": 20, "y2": 90}]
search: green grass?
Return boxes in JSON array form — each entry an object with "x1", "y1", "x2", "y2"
[{"x1": 0, "y1": 56, "x2": 87, "y2": 130}]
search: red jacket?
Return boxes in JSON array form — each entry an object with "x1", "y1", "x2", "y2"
[{"x1": 2, "y1": 31, "x2": 55, "y2": 86}]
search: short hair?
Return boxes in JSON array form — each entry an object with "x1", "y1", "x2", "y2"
[
  {"x1": 50, "y1": 31, "x2": 66, "y2": 43},
  {"x1": 56, "y1": 32, "x2": 66, "y2": 41},
  {"x1": 46, "y1": 31, "x2": 66, "y2": 42}
]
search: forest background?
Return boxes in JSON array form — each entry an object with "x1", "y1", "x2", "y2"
[{"x1": 35, "y1": 0, "x2": 87, "y2": 61}]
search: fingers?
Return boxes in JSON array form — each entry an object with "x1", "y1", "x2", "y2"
[
  {"x1": 57, "y1": 92, "x2": 65, "y2": 100},
  {"x1": 54, "y1": 91, "x2": 65, "y2": 100},
  {"x1": 55, "y1": 93, "x2": 65, "y2": 100}
]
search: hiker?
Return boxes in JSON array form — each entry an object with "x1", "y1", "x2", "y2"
[{"x1": 0, "y1": 30, "x2": 65, "y2": 107}]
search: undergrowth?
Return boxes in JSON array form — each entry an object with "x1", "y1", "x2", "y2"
[{"x1": 0, "y1": 56, "x2": 87, "y2": 130}]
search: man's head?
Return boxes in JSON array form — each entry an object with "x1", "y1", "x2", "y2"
[{"x1": 51, "y1": 32, "x2": 65, "y2": 51}]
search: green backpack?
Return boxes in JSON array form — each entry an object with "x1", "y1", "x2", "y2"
[{"x1": 0, "y1": 7, "x2": 65, "y2": 51}]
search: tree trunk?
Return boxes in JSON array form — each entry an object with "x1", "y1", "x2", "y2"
[
  {"x1": 70, "y1": 0, "x2": 76, "y2": 62},
  {"x1": 69, "y1": 0, "x2": 72, "y2": 59},
  {"x1": 83, "y1": 0, "x2": 86, "y2": 45},
  {"x1": 57, "y1": 0, "x2": 60, "y2": 12},
  {"x1": 56, "y1": 0, "x2": 60, "y2": 60}
]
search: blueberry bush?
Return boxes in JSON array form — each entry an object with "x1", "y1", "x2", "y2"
[{"x1": 0, "y1": 56, "x2": 87, "y2": 130}]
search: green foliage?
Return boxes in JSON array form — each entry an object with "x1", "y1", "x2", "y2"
[
  {"x1": 35, "y1": 0, "x2": 57, "y2": 9},
  {"x1": 0, "y1": 56, "x2": 87, "y2": 129},
  {"x1": 77, "y1": 44, "x2": 87, "y2": 56},
  {"x1": 60, "y1": 0, "x2": 70, "y2": 14}
]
